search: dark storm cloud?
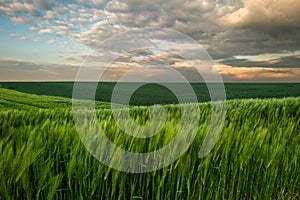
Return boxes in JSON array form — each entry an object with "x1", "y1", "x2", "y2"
[
  {"x1": 217, "y1": 0, "x2": 300, "y2": 58},
  {"x1": 221, "y1": 55, "x2": 300, "y2": 68}
]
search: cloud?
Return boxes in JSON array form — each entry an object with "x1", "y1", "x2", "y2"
[
  {"x1": 2, "y1": 0, "x2": 299, "y2": 52},
  {"x1": 218, "y1": 64, "x2": 300, "y2": 82},
  {"x1": 8, "y1": 33, "x2": 20, "y2": 37},
  {"x1": 216, "y1": 0, "x2": 300, "y2": 57},
  {"x1": 10, "y1": 16, "x2": 31, "y2": 24},
  {"x1": 221, "y1": 0, "x2": 300, "y2": 34},
  {"x1": 20, "y1": 36, "x2": 30, "y2": 40},
  {"x1": 33, "y1": 38, "x2": 43, "y2": 42},
  {"x1": 65, "y1": 54, "x2": 88, "y2": 63},
  {"x1": 67, "y1": 0, "x2": 228, "y2": 48},
  {"x1": 1, "y1": 0, "x2": 300, "y2": 79},
  {"x1": 47, "y1": 39, "x2": 56, "y2": 44},
  {"x1": 1, "y1": 0, "x2": 229, "y2": 51},
  {"x1": 0, "y1": 1, "x2": 41, "y2": 17},
  {"x1": 38, "y1": 28, "x2": 54, "y2": 34},
  {"x1": 220, "y1": 54, "x2": 300, "y2": 68},
  {"x1": 56, "y1": 31, "x2": 67, "y2": 36},
  {"x1": 0, "y1": 58, "x2": 79, "y2": 81},
  {"x1": 29, "y1": 26, "x2": 38, "y2": 30},
  {"x1": 24, "y1": 0, "x2": 55, "y2": 10},
  {"x1": 90, "y1": 0, "x2": 105, "y2": 7}
]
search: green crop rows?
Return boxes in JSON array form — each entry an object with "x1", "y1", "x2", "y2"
[
  {"x1": 0, "y1": 87, "x2": 299, "y2": 199},
  {"x1": 1, "y1": 82, "x2": 300, "y2": 105}
]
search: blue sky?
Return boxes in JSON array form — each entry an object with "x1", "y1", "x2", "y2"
[
  {"x1": 0, "y1": 14, "x2": 89, "y2": 64},
  {"x1": 0, "y1": 0, "x2": 299, "y2": 81}
]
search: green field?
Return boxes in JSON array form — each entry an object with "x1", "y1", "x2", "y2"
[
  {"x1": 0, "y1": 87, "x2": 299, "y2": 199},
  {"x1": 1, "y1": 82, "x2": 300, "y2": 105}
]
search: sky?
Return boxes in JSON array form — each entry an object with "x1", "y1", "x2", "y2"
[{"x1": 0, "y1": 0, "x2": 299, "y2": 82}]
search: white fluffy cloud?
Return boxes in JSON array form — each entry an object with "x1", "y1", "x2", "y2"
[
  {"x1": 20, "y1": 36, "x2": 30, "y2": 40},
  {"x1": 38, "y1": 28, "x2": 53, "y2": 35},
  {"x1": 0, "y1": 1, "x2": 41, "y2": 16},
  {"x1": 10, "y1": 16, "x2": 31, "y2": 24}
]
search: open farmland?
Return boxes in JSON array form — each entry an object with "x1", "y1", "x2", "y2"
[
  {"x1": 1, "y1": 82, "x2": 300, "y2": 105},
  {"x1": 0, "y1": 87, "x2": 299, "y2": 199}
]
